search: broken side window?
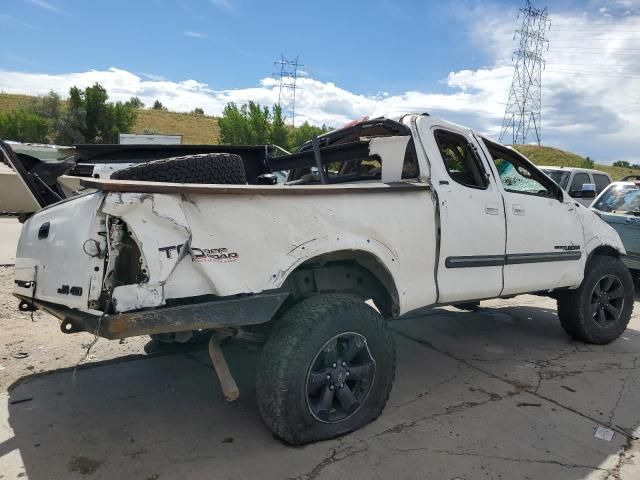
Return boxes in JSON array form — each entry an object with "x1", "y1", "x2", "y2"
[{"x1": 434, "y1": 130, "x2": 487, "y2": 189}]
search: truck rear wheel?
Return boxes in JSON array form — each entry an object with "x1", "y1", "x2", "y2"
[
  {"x1": 256, "y1": 294, "x2": 396, "y2": 445},
  {"x1": 111, "y1": 153, "x2": 246, "y2": 184},
  {"x1": 557, "y1": 255, "x2": 633, "y2": 344}
]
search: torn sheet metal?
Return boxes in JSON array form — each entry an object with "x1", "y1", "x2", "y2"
[
  {"x1": 369, "y1": 135, "x2": 411, "y2": 183},
  {"x1": 102, "y1": 192, "x2": 192, "y2": 310},
  {"x1": 112, "y1": 284, "x2": 164, "y2": 312}
]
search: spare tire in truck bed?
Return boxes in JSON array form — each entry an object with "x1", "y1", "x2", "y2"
[{"x1": 111, "y1": 153, "x2": 247, "y2": 184}]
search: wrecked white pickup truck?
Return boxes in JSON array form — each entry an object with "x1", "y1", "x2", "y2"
[{"x1": 4, "y1": 114, "x2": 634, "y2": 444}]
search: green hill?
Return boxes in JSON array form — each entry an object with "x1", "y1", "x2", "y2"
[
  {"x1": 0, "y1": 93, "x2": 219, "y2": 144},
  {"x1": 1, "y1": 93, "x2": 638, "y2": 179},
  {"x1": 513, "y1": 144, "x2": 640, "y2": 181}
]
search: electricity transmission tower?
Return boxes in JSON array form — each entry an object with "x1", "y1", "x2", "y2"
[
  {"x1": 274, "y1": 55, "x2": 304, "y2": 126},
  {"x1": 499, "y1": 0, "x2": 551, "y2": 145}
]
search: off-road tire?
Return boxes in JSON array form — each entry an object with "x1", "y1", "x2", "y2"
[
  {"x1": 256, "y1": 294, "x2": 396, "y2": 445},
  {"x1": 557, "y1": 255, "x2": 633, "y2": 344},
  {"x1": 111, "y1": 153, "x2": 246, "y2": 184}
]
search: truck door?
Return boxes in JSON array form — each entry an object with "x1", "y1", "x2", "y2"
[
  {"x1": 480, "y1": 139, "x2": 583, "y2": 295},
  {"x1": 416, "y1": 119, "x2": 506, "y2": 303}
]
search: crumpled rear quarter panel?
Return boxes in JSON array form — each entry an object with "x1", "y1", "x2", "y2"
[{"x1": 101, "y1": 188, "x2": 437, "y2": 315}]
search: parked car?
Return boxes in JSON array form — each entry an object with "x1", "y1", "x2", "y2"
[
  {"x1": 590, "y1": 176, "x2": 640, "y2": 272},
  {"x1": 4, "y1": 114, "x2": 633, "y2": 445},
  {"x1": 540, "y1": 166, "x2": 612, "y2": 207}
]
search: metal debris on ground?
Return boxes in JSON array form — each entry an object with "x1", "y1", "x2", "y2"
[{"x1": 594, "y1": 425, "x2": 615, "y2": 442}]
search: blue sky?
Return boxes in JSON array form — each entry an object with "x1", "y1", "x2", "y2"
[
  {"x1": 2, "y1": 0, "x2": 508, "y2": 93},
  {"x1": 1, "y1": 0, "x2": 640, "y2": 163}
]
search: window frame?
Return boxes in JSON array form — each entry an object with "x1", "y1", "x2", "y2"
[
  {"x1": 569, "y1": 172, "x2": 592, "y2": 195},
  {"x1": 482, "y1": 139, "x2": 564, "y2": 201},
  {"x1": 592, "y1": 173, "x2": 611, "y2": 194},
  {"x1": 434, "y1": 129, "x2": 488, "y2": 190}
]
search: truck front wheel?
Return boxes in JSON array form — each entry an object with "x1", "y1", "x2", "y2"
[
  {"x1": 256, "y1": 294, "x2": 396, "y2": 445},
  {"x1": 557, "y1": 255, "x2": 634, "y2": 344}
]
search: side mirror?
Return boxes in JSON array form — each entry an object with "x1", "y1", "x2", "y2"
[
  {"x1": 571, "y1": 183, "x2": 596, "y2": 198},
  {"x1": 581, "y1": 183, "x2": 596, "y2": 199}
]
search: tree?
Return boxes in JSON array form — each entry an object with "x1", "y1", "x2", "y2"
[
  {"x1": 126, "y1": 97, "x2": 145, "y2": 109},
  {"x1": 83, "y1": 83, "x2": 111, "y2": 142},
  {"x1": 218, "y1": 101, "x2": 331, "y2": 150},
  {"x1": 582, "y1": 156, "x2": 594, "y2": 168},
  {"x1": 28, "y1": 90, "x2": 62, "y2": 121},
  {"x1": 54, "y1": 86, "x2": 86, "y2": 144},
  {"x1": 613, "y1": 160, "x2": 631, "y2": 168},
  {"x1": 53, "y1": 83, "x2": 137, "y2": 144},
  {"x1": 152, "y1": 100, "x2": 167, "y2": 111},
  {"x1": 219, "y1": 102, "x2": 251, "y2": 144},
  {"x1": 269, "y1": 104, "x2": 288, "y2": 148},
  {"x1": 192, "y1": 107, "x2": 204, "y2": 115},
  {"x1": 0, "y1": 109, "x2": 49, "y2": 143},
  {"x1": 247, "y1": 101, "x2": 270, "y2": 144},
  {"x1": 288, "y1": 121, "x2": 331, "y2": 152}
]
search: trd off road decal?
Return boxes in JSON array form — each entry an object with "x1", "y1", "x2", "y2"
[{"x1": 158, "y1": 244, "x2": 239, "y2": 263}]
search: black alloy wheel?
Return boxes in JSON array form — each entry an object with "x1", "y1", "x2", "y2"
[{"x1": 306, "y1": 332, "x2": 376, "y2": 423}]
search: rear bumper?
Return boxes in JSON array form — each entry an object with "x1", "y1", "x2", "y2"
[{"x1": 15, "y1": 291, "x2": 290, "y2": 340}]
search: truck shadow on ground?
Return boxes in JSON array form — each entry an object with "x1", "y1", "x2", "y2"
[{"x1": 3, "y1": 300, "x2": 639, "y2": 479}]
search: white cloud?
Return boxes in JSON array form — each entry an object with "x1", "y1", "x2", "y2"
[
  {"x1": 24, "y1": 0, "x2": 65, "y2": 14},
  {"x1": 184, "y1": 31, "x2": 208, "y2": 38},
  {"x1": 0, "y1": 67, "x2": 512, "y2": 129}
]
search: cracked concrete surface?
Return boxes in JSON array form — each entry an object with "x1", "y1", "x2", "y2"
[{"x1": 1, "y1": 262, "x2": 640, "y2": 478}]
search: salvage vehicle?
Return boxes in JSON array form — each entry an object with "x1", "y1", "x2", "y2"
[
  {"x1": 0, "y1": 140, "x2": 283, "y2": 214},
  {"x1": 540, "y1": 166, "x2": 612, "y2": 207},
  {"x1": 4, "y1": 114, "x2": 634, "y2": 445},
  {"x1": 590, "y1": 176, "x2": 640, "y2": 272}
]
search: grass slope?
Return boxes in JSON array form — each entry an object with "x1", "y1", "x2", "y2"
[
  {"x1": 0, "y1": 93, "x2": 219, "y2": 144},
  {"x1": 132, "y1": 109, "x2": 219, "y2": 144},
  {"x1": 513, "y1": 145, "x2": 640, "y2": 181},
  {"x1": 1, "y1": 93, "x2": 637, "y2": 178}
]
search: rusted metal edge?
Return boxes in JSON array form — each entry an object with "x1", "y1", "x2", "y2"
[
  {"x1": 15, "y1": 291, "x2": 290, "y2": 340},
  {"x1": 80, "y1": 178, "x2": 430, "y2": 195}
]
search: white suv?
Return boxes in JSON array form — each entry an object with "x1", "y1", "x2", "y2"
[{"x1": 540, "y1": 166, "x2": 612, "y2": 207}]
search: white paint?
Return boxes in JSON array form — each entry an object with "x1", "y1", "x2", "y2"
[
  {"x1": 13, "y1": 193, "x2": 105, "y2": 309},
  {"x1": 91, "y1": 163, "x2": 137, "y2": 179},
  {"x1": 416, "y1": 117, "x2": 506, "y2": 303},
  {"x1": 11, "y1": 114, "x2": 627, "y2": 318},
  {"x1": 369, "y1": 135, "x2": 410, "y2": 183}
]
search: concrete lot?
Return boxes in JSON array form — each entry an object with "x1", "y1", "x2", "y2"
[{"x1": 0, "y1": 219, "x2": 639, "y2": 479}]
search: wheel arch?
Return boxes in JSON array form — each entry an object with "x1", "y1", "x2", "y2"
[
  {"x1": 587, "y1": 244, "x2": 621, "y2": 267},
  {"x1": 280, "y1": 249, "x2": 401, "y2": 318}
]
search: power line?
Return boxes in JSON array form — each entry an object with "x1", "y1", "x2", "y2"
[
  {"x1": 549, "y1": 51, "x2": 640, "y2": 56},
  {"x1": 550, "y1": 45, "x2": 640, "y2": 50},
  {"x1": 546, "y1": 69, "x2": 640, "y2": 78},
  {"x1": 547, "y1": 61, "x2": 635, "y2": 66},
  {"x1": 273, "y1": 55, "x2": 304, "y2": 127},
  {"x1": 500, "y1": 0, "x2": 551, "y2": 145},
  {"x1": 550, "y1": 28, "x2": 640, "y2": 32}
]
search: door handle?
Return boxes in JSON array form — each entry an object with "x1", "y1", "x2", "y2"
[
  {"x1": 513, "y1": 204, "x2": 525, "y2": 215},
  {"x1": 485, "y1": 204, "x2": 500, "y2": 215}
]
